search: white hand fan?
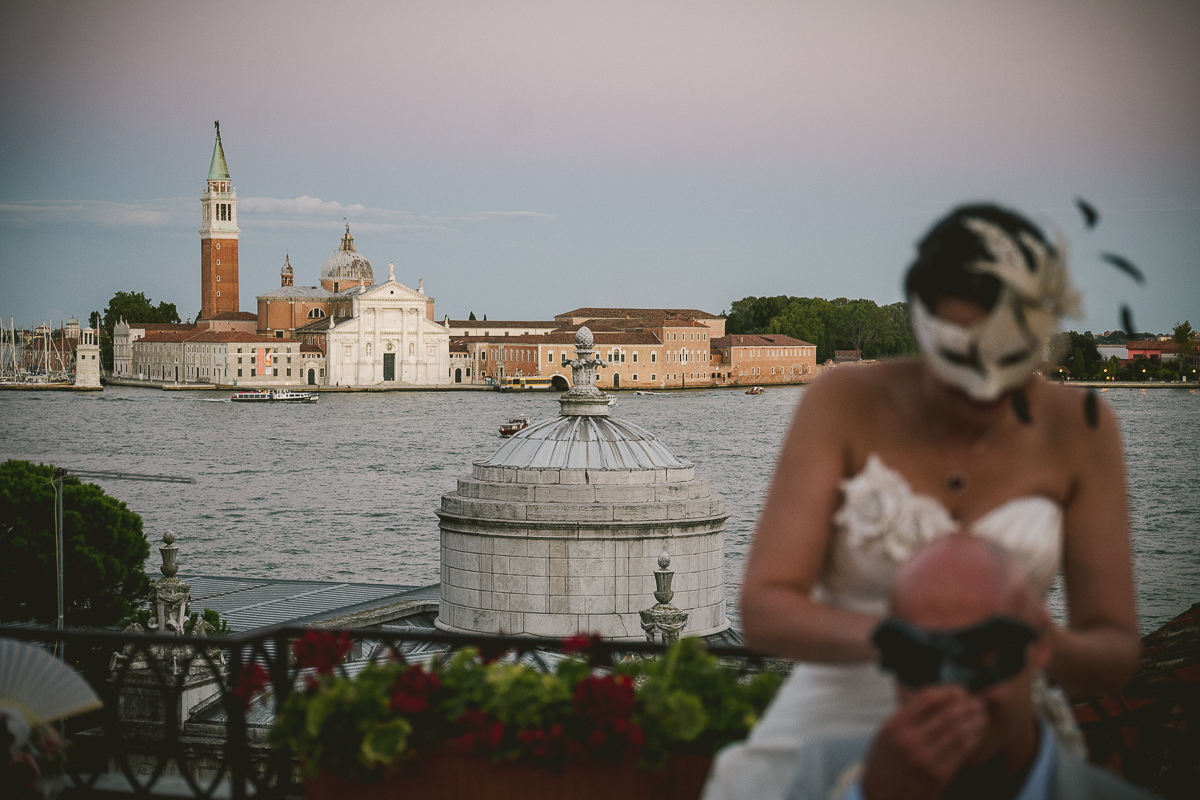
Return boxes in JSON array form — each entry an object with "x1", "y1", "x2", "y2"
[{"x1": 0, "y1": 638, "x2": 103, "y2": 723}]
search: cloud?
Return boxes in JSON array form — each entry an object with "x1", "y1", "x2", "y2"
[
  {"x1": 238, "y1": 196, "x2": 555, "y2": 228},
  {"x1": 0, "y1": 194, "x2": 555, "y2": 234},
  {"x1": 0, "y1": 200, "x2": 178, "y2": 227}
]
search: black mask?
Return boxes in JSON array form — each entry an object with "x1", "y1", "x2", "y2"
[{"x1": 871, "y1": 615, "x2": 1037, "y2": 693}]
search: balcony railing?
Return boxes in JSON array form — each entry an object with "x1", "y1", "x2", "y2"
[{"x1": 0, "y1": 624, "x2": 770, "y2": 799}]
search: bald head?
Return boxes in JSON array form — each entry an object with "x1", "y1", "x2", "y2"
[{"x1": 891, "y1": 535, "x2": 1041, "y2": 629}]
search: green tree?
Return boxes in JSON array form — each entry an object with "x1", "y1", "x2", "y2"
[
  {"x1": 468, "y1": 311, "x2": 477, "y2": 321},
  {"x1": 1173, "y1": 321, "x2": 1194, "y2": 381},
  {"x1": 726, "y1": 295, "x2": 916, "y2": 363},
  {"x1": 99, "y1": 291, "x2": 181, "y2": 370},
  {"x1": 0, "y1": 460, "x2": 151, "y2": 627}
]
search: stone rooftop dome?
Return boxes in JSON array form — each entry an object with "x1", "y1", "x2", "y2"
[
  {"x1": 320, "y1": 223, "x2": 373, "y2": 285},
  {"x1": 436, "y1": 326, "x2": 729, "y2": 641}
]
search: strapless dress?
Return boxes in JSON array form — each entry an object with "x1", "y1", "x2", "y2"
[{"x1": 702, "y1": 454, "x2": 1070, "y2": 800}]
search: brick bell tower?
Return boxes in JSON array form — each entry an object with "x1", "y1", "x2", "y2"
[{"x1": 199, "y1": 121, "x2": 240, "y2": 320}]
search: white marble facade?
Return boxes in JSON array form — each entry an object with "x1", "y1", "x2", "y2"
[{"x1": 325, "y1": 273, "x2": 450, "y2": 387}]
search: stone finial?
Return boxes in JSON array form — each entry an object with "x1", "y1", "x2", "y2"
[
  {"x1": 639, "y1": 551, "x2": 688, "y2": 644},
  {"x1": 559, "y1": 326, "x2": 612, "y2": 417},
  {"x1": 160, "y1": 530, "x2": 179, "y2": 578},
  {"x1": 388, "y1": 262, "x2": 395, "y2": 281}
]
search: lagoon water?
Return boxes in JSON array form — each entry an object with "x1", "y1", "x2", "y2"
[{"x1": 1, "y1": 383, "x2": 1197, "y2": 634}]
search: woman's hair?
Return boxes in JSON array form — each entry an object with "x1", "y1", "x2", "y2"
[{"x1": 905, "y1": 203, "x2": 1054, "y2": 311}]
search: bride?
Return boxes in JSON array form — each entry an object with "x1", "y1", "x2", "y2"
[{"x1": 702, "y1": 203, "x2": 1140, "y2": 798}]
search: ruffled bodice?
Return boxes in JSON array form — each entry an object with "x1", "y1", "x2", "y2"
[{"x1": 819, "y1": 454, "x2": 1063, "y2": 616}]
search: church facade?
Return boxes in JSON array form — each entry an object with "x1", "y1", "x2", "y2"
[{"x1": 326, "y1": 266, "x2": 450, "y2": 387}]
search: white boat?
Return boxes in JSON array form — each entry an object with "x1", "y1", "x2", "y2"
[
  {"x1": 499, "y1": 417, "x2": 530, "y2": 436},
  {"x1": 635, "y1": 390, "x2": 673, "y2": 396},
  {"x1": 230, "y1": 389, "x2": 317, "y2": 403}
]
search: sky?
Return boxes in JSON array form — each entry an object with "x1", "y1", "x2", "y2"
[{"x1": 2, "y1": 0, "x2": 1198, "y2": 335}]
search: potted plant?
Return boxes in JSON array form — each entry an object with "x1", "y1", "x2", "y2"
[{"x1": 251, "y1": 631, "x2": 781, "y2": 800}]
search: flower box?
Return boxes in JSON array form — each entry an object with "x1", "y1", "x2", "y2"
[
  {"x1": 305, "y1": 751, "x2": 713, "y2": 800},
  {"x1": 246, "y1": 632, "x2": 781, "y2": 795}
]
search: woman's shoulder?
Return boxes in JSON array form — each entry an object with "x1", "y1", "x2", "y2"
[
  {"x1": 1027, "y1": 376, "x2": 1122, "y2": 459},
  {"x1": 806, "y1": 358, "x2": 918, "y2": 400}
]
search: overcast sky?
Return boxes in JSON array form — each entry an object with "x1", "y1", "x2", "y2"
[{"x1": 2, "y1": 0, "x2": 1197, "y2": 334}]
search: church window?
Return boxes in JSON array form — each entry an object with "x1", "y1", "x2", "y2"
[
  {"x1": 308, "y1": 308, "x2": 326, "y2": 319},
  {"x1": 276, "y1": 331, "x2": 283, "y2": 338},
  {"x1": 215, "y1": 242, "x2": 220, "y2": 249},
  {"x1": 216, "y1": 291, "x2": 221, "y2": 297},
  {"x1": 216, "y1": 260, "x2": 220, "y2": 266}
]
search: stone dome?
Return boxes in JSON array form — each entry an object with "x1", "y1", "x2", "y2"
[
  {"x1": 436, "y1": 326, "x2": 729, "y2": 641},
  {"x1": 320, "y1": 223, "x2": 373, "y2": 285},
  {"x1": 481, "y1": 415, "x2": 689, "y2": 471}
]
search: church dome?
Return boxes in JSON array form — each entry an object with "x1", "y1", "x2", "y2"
[{"x1": 320, "y1": 224, "x2": 373, "y2": 285}]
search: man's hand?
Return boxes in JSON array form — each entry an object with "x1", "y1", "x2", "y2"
[{"x1": 859, "y1": 686, "x2": 985, "y2": 800}]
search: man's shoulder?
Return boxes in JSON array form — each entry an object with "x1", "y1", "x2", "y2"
[
  {"x1": 1054, "y1": 749, "x2": 1159, "y2": 800},
  {"x1": 785, "y1": 733, "x2": 872, "y2": 800}
]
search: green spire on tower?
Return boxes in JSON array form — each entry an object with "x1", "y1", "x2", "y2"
[{"x1": 208, "y1": 120, "x2": 230, "y2": 181}]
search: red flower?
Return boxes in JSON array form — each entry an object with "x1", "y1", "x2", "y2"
[
  {"x1": 573, "y1": 673, "x2": 636, "y2": 721},
  {"x1": 293, "y1": 630, "x2": 351, "y2": 675},
  {"x1": 231, "y1": 663, "x2": 270, "y2": 709},
  {"x1": 388, "y1": 664, "x2": 440, "y2": 716}
]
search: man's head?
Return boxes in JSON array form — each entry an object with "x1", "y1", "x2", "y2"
[{"x1": 880, "y1": 535, "x2": 1051, "y2": 767}]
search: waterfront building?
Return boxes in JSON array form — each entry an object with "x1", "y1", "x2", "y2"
[
  {"x1": 710, "y1": 333, "x2": 817, "y2": 386},
  {"x1": 128, "y1": 328, "x2": 302, "y2": 385},
  {"x1": 444, "y1": 318, "x2": 560, "y2": 338},
  {"x1": 325, "y1": 265, "x2": 451, "y2": 388},
  {"x1": 554, "y1": 307, "x2": 726, "y2": 339},
  {"x1": 437, "y1": 327, "x2": 731, "y2": 640}
]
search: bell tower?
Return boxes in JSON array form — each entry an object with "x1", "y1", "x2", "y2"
[{"x1": 199, "y1": 121, "x2": 240, "y2": 320}]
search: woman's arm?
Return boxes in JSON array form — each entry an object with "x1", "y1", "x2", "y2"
[
  {"x1": 739, "y1": 370, "x2": 879, "y2": 662},
  {"x1": 1051, "y1": 392, "x2": 1140, "y2": 696}
]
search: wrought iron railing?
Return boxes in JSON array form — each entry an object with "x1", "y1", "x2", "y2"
[{"x1": 0, "y1": 624, "x2": 771, "y2": 799}]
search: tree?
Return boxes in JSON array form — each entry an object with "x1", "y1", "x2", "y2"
[
  {"x1": 1174, "y1": 321, "x2": 1194, "y2": 381},
  {"x1": 99, "y1": 291, "x2": 181, "y2": 371},
  {"x1": 468, "y1": 311, "x2": 477, "y2": 321},
  {"x1": 0, "y1": 460, "x2": 151, "y2": 627},
  {"x1": 726, "y1": 295, "x2": 917, "y2": 363}
]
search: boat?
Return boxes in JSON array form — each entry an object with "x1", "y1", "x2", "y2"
[
  {"x1": 230, "y1": 389, "x2": 318, "y2": 403},
  {"x1": 745, "y1": 386, "x2": 765, "y2": 395},
  {"x1": 499, "y1": 417, "x2": 530, "y2": 436},
  {"x1": 635, "y1": 390, "x2": 673, "y2": 396}
]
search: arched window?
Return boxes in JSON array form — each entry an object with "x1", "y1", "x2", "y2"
[{"x1": 308, "y1": 308, "x2": 327, "y2": 319}]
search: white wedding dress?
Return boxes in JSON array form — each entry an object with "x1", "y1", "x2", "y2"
[{"x1": 702, "y1": 454, "x2": 1068, "y2": 800}]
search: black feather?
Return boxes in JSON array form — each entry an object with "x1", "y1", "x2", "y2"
[
  {"x1": 1085, "y1": 391, "x2": 1098, "y2": 428},
  {"x1": 1102, "y1": 252, "x2": 1145, "y2": 284},
  {"x1": 1121, "y1": 305, "x2": 1136, "y2": 337},
  {"x1": 1012, "y1": 390, "x2": 1032, "y2": 425},
  {"x1": 1077, "y1": 198, "x2": 1099, "y2": 229}
]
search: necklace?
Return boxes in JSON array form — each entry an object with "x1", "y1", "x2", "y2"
[{"x1": 922, "y1": 378, "x2": 999, "y2": 494}]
